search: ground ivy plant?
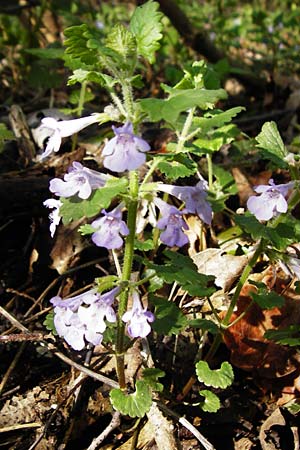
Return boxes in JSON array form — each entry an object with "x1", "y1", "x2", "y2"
[{"x1": 42, "y1": 0, "x2": 300, "y2": 418}]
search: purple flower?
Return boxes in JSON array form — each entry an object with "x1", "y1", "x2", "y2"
[
  {"x1": 122, "y1": 291, "x2": 154, "y2": 338},
  {"x1": 50, "y1": 287, "x2": 119, "y2": 351},
  {"x1": 159, "y1": 180, "x2": 212, "y2": 225},
  {"x1": 39, "y1": 114, "x2": 100, "y2": 159},
  {"x1": 91, "y1": 205, "x2": 129, "y2": 249},
  {"x1": 49, "y1": 161, "x2": 109, "y2": 200},
  {"x1": 154, "y1": 198, "x2": 188, "y2": 247},
  {"x1": 247, "y1": 179, "x2": 294, "y2": 221},
  {"x1": 102, "y1": 121, "x2": 150, "y2": 172},
  {"x1": 43, "y1": 198, "x2": 62, "y2": 237}
]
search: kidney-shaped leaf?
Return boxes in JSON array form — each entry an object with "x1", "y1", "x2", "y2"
[
  {"x1": 110, "y1": 381, "x2": 152, "y2": 418},
  {"x1": 196, "y1": 361, "x2": 234, "y2": 389}
]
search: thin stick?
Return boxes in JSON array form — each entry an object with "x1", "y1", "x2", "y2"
[
  {"x1": 0, "y1": 423, "x2": 41, "y2": 433},
  {"x1": 86, "y1": 411, "x2": 121, "y2": 450},
  {"x1": 0, "y1": 342, "x2": 26, "y2": 395}
]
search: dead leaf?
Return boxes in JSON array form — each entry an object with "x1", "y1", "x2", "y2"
[{"x1": 259, "y1": 408, "x2": 299, "y2": 450}]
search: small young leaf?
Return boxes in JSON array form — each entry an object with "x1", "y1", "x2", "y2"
[
  {"x1": 134, "y1": 239, "x2": 155, "y2": 251},
  {"x1": 110, "y1": 381, "x2": 152, "y2": 418},
  {"x1": 0, "y1": 123, "x2": 14, "y2": 151},
  {"x1": 196, "y1": 361, "x2": 234, "y2": 389},
  {"x1": 105, "y1": 23, "x2": 137, "y2": 72},
  {"x1": 151, "y1": 295, "x2": 188, "y2": 335},
  {"x1": 199, "y1": 390, "x2": 221, "y2": 413},
  {"x1": 43, "y1": 311, "x2": 57, "y2": 335},
  {"x1": 130, "y1": 0, "x2": 163, "y2": 63}
]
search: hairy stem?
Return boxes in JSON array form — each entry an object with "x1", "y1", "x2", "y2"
[{"x1": 116, "y1": 170, "x2": 139, "y2": 388}]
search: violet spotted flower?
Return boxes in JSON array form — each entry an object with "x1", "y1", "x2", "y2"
[
  {"x1": 50, "y1": 287, "x2": 119, "y2": 351},
  {"x1": 49, "y1": 161, "x2": 109, "y2": 200},
  {"x1": 91, "y1": 205, "x2": 129, "y2": 249},
  {"x1": 38, "y1": 114, "x2": 100, "y2": 159},
  {"x1": 43, "y1": 198, "x2": 62, "y2": 237},
  {"x1": 158, "y1": 180, "x2": 212, "y2": 225},
  {"x1": 247, "y1": 179, "x2": 294, "y2": 221},
  {"x1": 122, "y1": 291, "x2": 154, "y2": 338},
  {"x1": 102, "y1": 121, "x2": 150, "y2": 172},
  {"x1": 154, "y1": 198, "x2": 188, "y2": 247}
]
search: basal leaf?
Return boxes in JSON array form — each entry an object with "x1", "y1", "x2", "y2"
[
  {"x1": 151, "y1": 295, "x2": 188, "y2": 335},
  {"x1": 196, "y1": 361, "x2": 234, "y2": 389},
  {"x1": 110, "y1": 381, "x2": 152, "y2": 418},
  {"x1": 256, "y1": 121, "x2": 287, "y2": 167},
  {"x1": 140, "y1": 88, "x2": 227, "y2": 124},
  {"x1": 199, "y1": 390, "x2": 221, "y2": 413},
  {"x1": 130, "y1": 0, "x2": 163, "y2": 63},
  {"x1": 43, "y1": 311, "x2": 57, "y2": 335},
  {"x1": 60, "y1": 177, "x2": 128, "y2": 224}
]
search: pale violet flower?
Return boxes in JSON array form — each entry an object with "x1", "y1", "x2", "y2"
[
  {"x1": 122, "y1": 291, "x2": 154, "y2": 338},
  {"x1": 154, "y1": 198, "x2": 188, "y2": 247},
  {"x1": 43, "y1": 198, "x2": 62, "y2": 237},
  {"x1": 159, "y1": 180, "x2": 212, "y2": 225},
  {"x1": 49, "y1": 161, "x2": 109, "y2": 200},
  {"x1": 102, "y1": 121, "x2": 150, "y2": 172},
  {"x1": 39, "y1": 114, "x2": 99, "y2": 159},
  {"x1": 247, "y1": 179, "x2": 294, "y2": 221},
  {"x1": 91, "y1": 205, "x2": 129, "y2": 249},
  {"x1": 50, "y1": 287, "x2": 119, "y2": 351}
]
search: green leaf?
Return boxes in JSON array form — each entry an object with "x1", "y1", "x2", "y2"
[
  {"x1": 43, "y1": 311, "x2": 57, "y2": 335},
  {"x1": 192, "y1": 107, "x2": 244, "y2": 133},
  {"x1": 134, "y1": 239, "x2": 155, "y2": 251},
  {"x1": 142, "y1": 368, "x2": 165, "y2": 392},
  {"x1": 95, "y1": 275, "x2": 119, "y2": 294},
  {"x1": 249, "y1": 280, "x2": 285, "y2": 309},
  {"x1": 189, "y1": 319, "x2": 219, "y2": 334},
  {"x1": 264, "y1": 325, "x2": 300, "y2": 347},
  {"x1": 67, "y1": 69, "x2": 106, "y2": 86},
  {"x1": 64, "y1": 24, "x2": 99, "y2": 65},
  {"x1": 0, "y1": 123, "x2": 14, "y2": 151},
  {"x1": 147, "y1": 250, "x2": 216, "y2": 297},
  {"x1": 130, "y1": 0, "x2": 163, "y2": 63},
  {"x1": 199, "y1": 390, "x2": 221, "y2": 413},
  {"x1": 196, "y1": 361, "x2": 234, "y2": 389},
  {"x1": 25, "y1": 47, "x2": 65, "y2": 60},
  {"x1": 60, "y1": 177, "x2": 128, "y2": 224},
  {"x1": 151, "y1": 296, "x2": 188, "y2": 335},
  {"x1": 157, "y1": 154, "x2": 198, "y2": 180},
  {"x1": 140, "y1": 88, "x2": 227, "y2": 124},
  {"x1": 234, "y1": 213, "x2": 293, "y2": 250},
  {"x1": 105, "y1": 23, "x2": 137, "y2": 72},
  {"x1": 256, "y1": 121, "x2": 287, "y2": 167},
  {"x1": 110, "y1": 381, "x2": 152, "y2": 418}
]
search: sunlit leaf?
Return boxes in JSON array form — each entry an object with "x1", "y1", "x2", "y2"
[
  {"x1": 157, "y1": 154, "x2": 198, "y2": 180},
  {"x1": 196, "y1": 361, "x2": 234, "y2": 389},
  {"x1": 256, "y1": 121, "x2": 287, "y2": 167},
  {"x1": 130, "y1": 0, "x2": 163, "y2": 63},
  {"x1": 142, "y1": 368, "x2": 165, "y2": 392},
  {"x1": 199, "y1": 390, "x2": 221, "y2": 412},
  {"x1": 110, "y1": 381, "x2": 152, "y2": 418}
]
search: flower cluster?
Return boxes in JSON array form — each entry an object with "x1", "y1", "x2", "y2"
[
  {"x1": 247, "y1": 178, "x2": 294, "y2": 221},
  {"x1": 50, "y1": 287, "x2": 119, "y2": 351}
]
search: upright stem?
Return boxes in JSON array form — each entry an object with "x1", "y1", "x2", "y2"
[
  {"x1": 77, "y1": 81, "x2": 87, "y2": 117},
  {"x1": 116, "y1": 170, "x2": 139, "y2": 388},
  {"x1": 176, "y1": 107, "x2": 195, "y2": 153}
]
